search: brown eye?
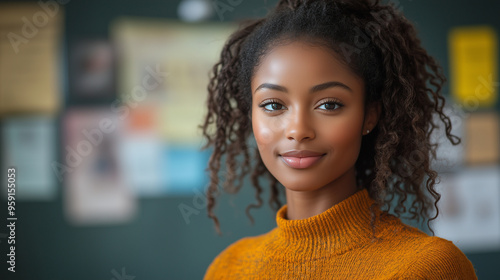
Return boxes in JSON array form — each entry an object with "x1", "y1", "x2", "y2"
[
  {"x1": 317, "y1": 99, "x2": 344, "y2": 111},
  {"x1": 270, "y1": 103, "x2": 283, "y2": 110},
  {"x1": 259, "y1": 100, "x2": 286, "y2": 112},
  {"x1": 321, "y1": 103, "x2": 339, "y2": 110}
]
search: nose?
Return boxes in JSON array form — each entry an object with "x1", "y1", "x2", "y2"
[{"x1": 285, "y1": 110, "x2": 315, "y2": 142}]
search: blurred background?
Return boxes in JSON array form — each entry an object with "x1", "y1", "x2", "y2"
[{"x1": 0, "y1": 0, "x2": 499, "y2": 279}]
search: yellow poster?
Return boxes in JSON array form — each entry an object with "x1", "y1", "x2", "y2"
[{"x1": 449, "y1": 26, "x2": 498, "y2": 108}]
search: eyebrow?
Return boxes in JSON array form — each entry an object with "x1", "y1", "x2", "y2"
[{"x1": 254, "y1": 81, "x2": 353, "y2": 94}]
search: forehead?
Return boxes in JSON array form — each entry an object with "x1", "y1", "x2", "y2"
[{"x1": 251, "y1": 41, "x2": 364, "y2": 93}]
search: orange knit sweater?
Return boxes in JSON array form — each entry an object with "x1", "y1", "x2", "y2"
[{"x1": 204, "y1": 188, "x2": 478, "y2": 279}]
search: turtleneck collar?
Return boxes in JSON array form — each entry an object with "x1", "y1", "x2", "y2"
[{"x1": 269, "y1": 188, "x2": 385, "y2": 259}]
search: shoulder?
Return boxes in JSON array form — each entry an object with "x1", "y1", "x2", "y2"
[
  {"x1": 203, "y1": 231, "x2": 273, "y2": 280},
  {"x1": 375, "y1": 214, "x2": 478, "y2": 279},
  {"x1": 399, "y1": 236, "x2": 478, "y2": 279},
  {"x1": 211, "y1": 235, "x2": 259, "y2": 262}
]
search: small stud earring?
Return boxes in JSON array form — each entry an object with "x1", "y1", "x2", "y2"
[{"x1": 366, "y1": 129, "x2": 370, "y2": 134}]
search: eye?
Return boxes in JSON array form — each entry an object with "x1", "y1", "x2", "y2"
[
  {"x1": 317, "y1": 99, "x2": 344, "y2": 111},
  {"x1": 258, "y1": 99, "x2": 286, "y2": 112}
]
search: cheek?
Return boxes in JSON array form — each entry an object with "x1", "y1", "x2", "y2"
[
  {"x1": 323, "y1": 115, "x2": 363, "y2": 149},
  {"x1": 251, "y1": 110, "x2": 286, "y2": 153},
  {"x1": 252, "y1": 118, "x2": 274, "y2": 147}
]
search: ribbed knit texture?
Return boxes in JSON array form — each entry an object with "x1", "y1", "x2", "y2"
[{"x1": 204, "y1": 188, "x2": 478, "y2": 279}]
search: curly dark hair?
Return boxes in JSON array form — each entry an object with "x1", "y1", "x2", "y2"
[{"x1": 200, "y1": 0, "x2": 460, "y2": 236}]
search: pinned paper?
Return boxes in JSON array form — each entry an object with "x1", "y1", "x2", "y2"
[
  {"x1": 449, "y1": 26, "x2": 498, "y2": 108},
  {"x1": 117, "y1": 105, "x2": 166, "y2": 196},
  {"x1": 0, "y1": 3, "x2": 63, "y2": 115},
  {"x1": 62, "y1": 108, "x2": 137, "y2": 225},
  {"x1": 433, "y1": 167, "x2": 500, "y2": 252},
  {"x1": 111, "y1": 19, "x2": 236, "y2": 144},
  {"x1": 1, "y1": 117, "x2": 57, "y2": 200},
  {"x1": 464, "y1": 112, "x2": 500, "y2": 165},
  {"x1": 70, "y1": 39, "x2": 115, "y2": 98},
  {"x1": 162, "y1": 145, "x2": 211, "y2": 196}
]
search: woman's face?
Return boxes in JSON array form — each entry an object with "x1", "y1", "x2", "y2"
[{"x1": 251, "y1": 41, "x2": 376, "y2": 192}]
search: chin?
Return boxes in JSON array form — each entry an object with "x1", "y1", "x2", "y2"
[
  {"x1": 277, "y1": 176, "x2": 328, "y2": 192},
  {"x1": 282, "y1": 185, "x2": 319, "y2": 192}
]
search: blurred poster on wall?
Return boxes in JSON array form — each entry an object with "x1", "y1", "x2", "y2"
[
  {"x1": 69, "y1": 39, "x2": 115, "y2": 98},
  {"x1": 111, "y1": 18, "x2": 236, "y2": 145},
  {"x1": 0, "y1": 3, "x2": 63, "y2": 115},
  {"x1": 117, "y1": 105, "x2": 166, "y2": 196},
  {"x1": 449, "y1": 26, "x2": 498, "y2": 108},
  {"x1": 62, "y1": 108, "x2": 136, "y2": 225},
  {"x1": 1, "y1": 116, "x2": 57, "y2": 200},
  {"x1": 432, "y1": 167, "x2": 500, "y2": 252},
  {"x1": 464, "y1": 112, "x2": 499, "y2": 165},
  {"x1": 162, "y1": 145, "x2": 211, "y2": 196}
]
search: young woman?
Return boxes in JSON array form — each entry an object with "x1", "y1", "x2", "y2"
[{"x1": 200, "y1": 0, "x2": 478, "y2": 278}]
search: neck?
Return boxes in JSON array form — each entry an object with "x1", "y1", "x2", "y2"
[
  {"x1": 284, "y1": 167, "x2": 359, "y2": 220},
  {"x1": 273, "y1": 187, "x2": 382, "y2": 259}
]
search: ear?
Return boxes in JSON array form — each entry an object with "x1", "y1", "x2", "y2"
[{"x1": 363, "y1": 101, "x2": 381, "y2": 135}]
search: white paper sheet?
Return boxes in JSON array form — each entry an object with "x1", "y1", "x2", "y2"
[
  {"x1": 1, "y1": 116, "x2": 57, "y2": 200},
  {"x1": 432, "y1": 166, "x2": 500, "y2": 252},
  {"x1": 62, "y1": 108, "x2": 137, "y2": 225}
]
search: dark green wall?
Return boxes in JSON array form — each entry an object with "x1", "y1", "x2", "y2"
[{"x1": 0, "y1": 0, "x2": 499, "y2": 279}]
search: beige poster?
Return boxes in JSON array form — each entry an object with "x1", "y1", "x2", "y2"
[
  {"x1": 111, "y1": 18, "x2": 236, "y2": 144},
  {"x1": 464, "y1": 112, "x2": 500, "y2": 165},
  {"x1": 0, "y1": 3, "x2": 63, "y2": 115}
]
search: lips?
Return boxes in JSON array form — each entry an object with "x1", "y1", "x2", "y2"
[{"x1": 279, "y1": 150, "x2": 325, "y2": 169}]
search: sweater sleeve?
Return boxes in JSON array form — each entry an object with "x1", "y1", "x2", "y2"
[{"x1": 401, "y1": 237, "x2": 478, "y2": 280}]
